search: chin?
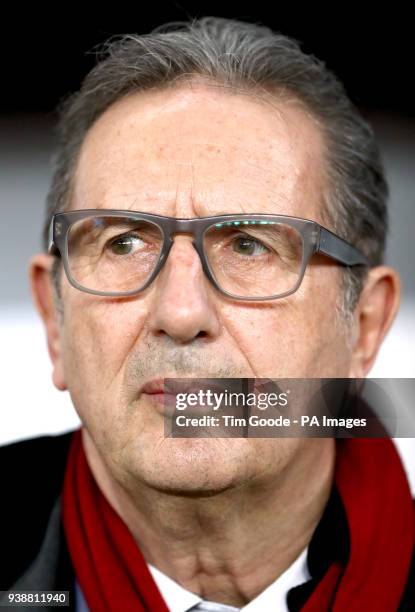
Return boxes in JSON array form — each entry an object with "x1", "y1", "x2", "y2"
[{"x1": 129, "y1": 437, "x2": 249, "y2": 495}]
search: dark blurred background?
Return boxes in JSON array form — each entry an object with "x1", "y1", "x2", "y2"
[
  {"x1": 1, "y1": 6, "x2": 414, "y2": 476},
  {"x1": 0, "y1": 6, "x2": 414, "y2": 117}
]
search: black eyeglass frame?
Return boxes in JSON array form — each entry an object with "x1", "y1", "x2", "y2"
[{"x1": 48, "y1": 209, "x2": 370, "y2": 301}]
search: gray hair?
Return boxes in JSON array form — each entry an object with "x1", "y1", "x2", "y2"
[{"x1": 44, "y1": 16, "x2": 388, "y2": 317}]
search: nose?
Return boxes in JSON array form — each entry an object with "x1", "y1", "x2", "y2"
[{"x1": 147, "y1": 236, "x2": 221, "y2": 344}]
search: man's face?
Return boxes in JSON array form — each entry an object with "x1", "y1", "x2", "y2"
[{"x1": 50, "y1": 83, "x2": 352, "y2": 493}]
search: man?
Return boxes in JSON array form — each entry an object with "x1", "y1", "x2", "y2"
[{"x1": 1, "y1": 16, "x2": 414, "y2": 611}]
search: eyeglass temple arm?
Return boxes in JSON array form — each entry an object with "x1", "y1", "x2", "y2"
[
  {"x1": 318, "y1": 227, "x2": 370, "y2": 266},
  {"x1": 47, "y1": 221, "x2": 61, "y2": 257}
]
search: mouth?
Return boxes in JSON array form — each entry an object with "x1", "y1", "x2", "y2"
[
  {"x1": 140, "y1": 377, "x2": 229, "y2": 394},
  {"x1": 140, "y1": 378, "x2": 166, "y2": 396},
  {"x1": 139, "y1": 377, "x2": 187, "y2": 414},
  {"x1": 139, "y1": 376, "x2": 244, "y2": 416},
  {"x1": 140, "y1": 376, "x2": 204, "y2": 395}
]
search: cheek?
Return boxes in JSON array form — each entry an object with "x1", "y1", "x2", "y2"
[
  {"x1": 221, "y1": 273, "x2": 349, "y2": 377},
  {"x1": 60, "y1": 294, "x2": 148, "y2": 414}
]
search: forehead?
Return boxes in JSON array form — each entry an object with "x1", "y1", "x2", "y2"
[{"x1": 70, "y1": 82, "x2": 328, "y2": 220}]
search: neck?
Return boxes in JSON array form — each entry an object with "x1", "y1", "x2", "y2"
[{"x1": 82, "y1": 431, "x2": 335, "y2": 607}]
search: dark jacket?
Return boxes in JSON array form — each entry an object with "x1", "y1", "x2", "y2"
[
  {"x1": 1, "y1": 431, "x2": 414, "y2": 611},
  {"x1": 0, "y1": 432, "x2": 75, "y2": 611}
]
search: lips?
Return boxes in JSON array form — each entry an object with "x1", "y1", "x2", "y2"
[
  {"x1": 140, "y1": 378, "x2": 244, "y2": 396},
  {"x1": 140, "y1": 376, "x2": 203, "y2": 396},
  {"x1": 139, "y1": 377, "x2": 184, "y2": 414},
  {"x1": 140, "y1": 378, "x2": 165, "y2": 395}
]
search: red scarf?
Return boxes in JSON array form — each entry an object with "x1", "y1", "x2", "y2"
[{"x1": 62, "y1": 430, "x2": 414, "y2": 612}]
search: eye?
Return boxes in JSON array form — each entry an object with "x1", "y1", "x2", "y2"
[
  {"x1": 232, "y1": 234, "x2": 270, "y2": 256},
  {"x1": 108, "y1": 233, "x2": 144, "y2": 255}
]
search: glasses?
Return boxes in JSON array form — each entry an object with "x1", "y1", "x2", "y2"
[{"x1": 48, "y1": 209, "x2": 369, "y2": 301}]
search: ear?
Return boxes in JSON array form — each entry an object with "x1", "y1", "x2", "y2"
[
  {"x1": 349, "y1": 266, "x2": 400, "y2": 377},
  {"x1": 29, "y1": 253, "x2": 67, "y2": 391}
]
